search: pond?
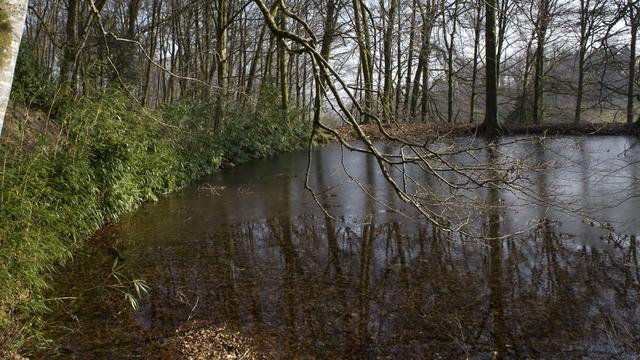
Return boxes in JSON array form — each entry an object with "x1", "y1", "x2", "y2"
[{"x1": 37, "y1": 136, "x2": 640, "y2": 359}]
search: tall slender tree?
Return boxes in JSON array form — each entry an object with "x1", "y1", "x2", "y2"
[
  {"x1": 625, "y1": 0, "x2": 639, "y2": 125},
  {"x1": 382, "y1": 0, "x2": 398, "y2": 119},
  {"x1": 214, "y1": 0, "x2": 229, "y2": 131},
  {"x1": 442, "y1": 0, "x2": 460, "y2": 123},
  {"x1": 532, "y1": 0, "x2": 552, "y2": 124},
  {"x1": 352, "y1": 0, "x2": 374, "y2": 123},
  {"x1": 469, "y1": 0, "x2": 482, "y2": 124},
  {"x1": 483, "y1": 0, "x2": 500, "y2": 135}
]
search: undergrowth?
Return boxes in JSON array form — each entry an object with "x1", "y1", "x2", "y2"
[{"x1": 216, "y1": 83, "x2": 312, "y2": 163}]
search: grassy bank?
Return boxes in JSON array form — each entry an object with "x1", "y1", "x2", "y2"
[{"x1": 0, "y1": 89, "x2": 310, "y2": 356}]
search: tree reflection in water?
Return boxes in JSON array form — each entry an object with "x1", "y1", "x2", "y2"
[{"x1": 40, "y1": 138, "x2": 640, "y2": 359}]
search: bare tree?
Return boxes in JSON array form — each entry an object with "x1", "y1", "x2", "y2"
[
  {"x1": 483, "y1": 0, "x2": 500, "y2": 134},
  {"x1": 382, "y1": 0, "x2": 398, "y2": 119}
]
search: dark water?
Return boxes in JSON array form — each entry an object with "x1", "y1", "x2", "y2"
[{"x1": 38, "y1": 137, "x2": 640, "y2": 359}]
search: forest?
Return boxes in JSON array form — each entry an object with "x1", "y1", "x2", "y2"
[
  {"x1": 11, "y1": 0, "x2": 640, "y2": 129},
  {"x1": 0, "y1": 0, "x2": 639, "y2": 358}
]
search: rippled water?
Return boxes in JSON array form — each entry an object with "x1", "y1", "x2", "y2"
[{"x1": 38, "y1": 137, "x2": 640, "y2": 359}]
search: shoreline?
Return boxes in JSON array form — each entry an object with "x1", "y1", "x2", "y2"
[{"x1": 331, "y1": 122, "x2": 639, "y2": 143}]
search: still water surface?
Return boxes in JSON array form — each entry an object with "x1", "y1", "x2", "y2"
[{"x1": 40, "y1": 137, "x2": 640, "y2": 359}]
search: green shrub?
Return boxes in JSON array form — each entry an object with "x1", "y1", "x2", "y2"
[{"x1": 216, "y1": 83, "x2": 311, "y2": 163}]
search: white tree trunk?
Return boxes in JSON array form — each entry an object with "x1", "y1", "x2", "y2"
[{"x1": 0, "y1": 0, "x2": 28, "y2": 136}]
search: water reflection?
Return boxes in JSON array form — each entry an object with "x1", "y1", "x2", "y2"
[{"x1": 39, "y1": 137, "x2": 640, "y2": 359}]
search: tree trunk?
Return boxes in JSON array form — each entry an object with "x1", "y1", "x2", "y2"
[
  {"x1": 319, "y1": 0, "x2": 337, "y2": 61},
  {"x1": 419, "y1": 2, "x2": 435, "y2": 123},
  {"x1": 521, "y1": 34, "x2": 535, "y2": 123},
  {"x1": 444, "y1": 0, "x2": 459, "y2": 123},
  {"x1": 410, "y1": 57, "x2": 423, "y2": 117},
  {"x1": 532, "y1": 0, "x2": 549, "y2": 125},
  {"x1": 277, "y1": 4, "x2": 289, "y2": 115},
  {"x1": 482, "y1": 0, "x2": 499, "y2": 135},
  {"x1": 214, "y1": 0, "x2": 229, "y2": 132},
  {"x1": 420, "y1": 45, "x2": 430, "y2": 123},
  {"x1": 141, "y1": 0, "x2": 160, "y2": 107},
  {"x1": 469, "y1": 0, "x2": 481, "y2": 124},
  {"x1": 403, "y1": 0, "x2": 417, "y2": 115},
  {"x1": 627, "y1": 0, "x2": 638, "y2": 125},
  {"x1": 574, "y1": 0, "x2": 588, "y2": 124},
  {"x1": 496, "y1": 0, "x2": 510, "y2": 78},
  {"x1": 246, "y1": 21, "x2": 267, "y2": 96},
  {"x1": 394, "y1": 9, "x2": 402, "y2": 118},
  {"x1": 382, "y1": 0, "x2": 398, "y2": 120},
  {"x1": 0, "y1": 0, "x2": 28, "y2": 136},
  {"x1": 264, "y1": 32, "x2": 276, "y2": 79},
  {"x1": 352, "y1": 0, "x2": 373, "y2": 123},
  {"x1": 60, "y1": 0, "x2": 78, "y2": 86}
]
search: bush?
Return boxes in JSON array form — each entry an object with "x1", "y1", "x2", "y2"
[{"x1": 216, "y1": 83, "x2": 312, "y2": 163}]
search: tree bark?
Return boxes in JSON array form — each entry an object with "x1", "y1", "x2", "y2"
[
  {"x1": 277, "y1": 3, "x2": 289, "y2": 115},
  {"x1": 532, "y1": 0, "x2": 549, "y2": 125},
  {"x1": 469, "y1": 0, "x2": 482, "y2": 124},
  {"x1": 627, "y1": 0, "x2": 638, "y2": 125},
  {"x1": 382, "y1": 0, "x2": 398, "y2": 120},
  {"x1": 482, "y1": 0, "x2": 499, "y2": 135},
  {"x1": 246, "y1": 21, "x2": 267, "y2": 96},
  {"x1": 444, "y1": 0, "x2": 459, "y2": 123},
  {"x1": 0, "y1": 0, "x2": 28, "y2": 136},
  {"x1": 214, "y1": 0, "x2": 229, "y2": 132},
  {"x1": 496, "y1": 0, "x2": 510, "y2": 79},
  {"x1": 60, "y1": 0, "x2": 77, "y2": 85},
  {"x1": 319, "y1": 0, "x2": 337, "y2": 62},
  {"x1": 418, "y1": 2, "x2": 435, "y2": 122},
  {"x1": 574, "y1": 0, "x2": 589, "y2": 124},
  {"x1": 352, "y1": 0, "x2": 373, "y2": 123},
  {"x1": 403, "y1": 0, "x2": 417, "y2": 115}
]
